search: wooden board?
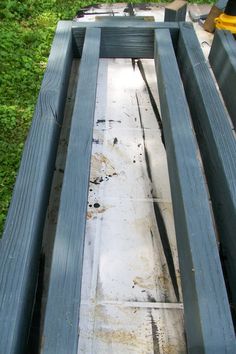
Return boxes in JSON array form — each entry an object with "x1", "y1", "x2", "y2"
[
  {"x1": 72, "y1": 22, "x2": 179, "y2": 58},
  {"x1": 154, "y1": 28, "x2": 235, "y2": 353},
  {"x1": 164, "y1": 0, "x2": 187, "y2": 22},
  {"x1": 95, "y1": 15, "x2": 155, "y2": 22},
  {"x1": 0, "y1": 21, "x2": 73, "y2": 354},
  {"x1": 209, "y1": 29, "x2": 236, "y2": 129},
  {"x1": 41, "y1": 28, "x2": 101, "y2": 354},
  {"x1": 177, "y1": 22, "x2": 236, "y2": 311}
]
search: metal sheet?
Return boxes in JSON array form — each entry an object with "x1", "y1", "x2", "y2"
[{"x1": 78, "y1": 58, "x2": 186, "y2": 353}]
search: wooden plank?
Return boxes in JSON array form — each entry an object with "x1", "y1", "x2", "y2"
[
  {"x1": 209, "y1": 29, "x2": 236, "y2": 129},
  {"x1": 41, "y1": 28, "x2": 101, "y2": 354},
  {"x1": 0, "y1": 21, "x2": 73, "y2": 354},
  {"x1": 154, "y1": 29, "x2": 235, "y2": 353},
  {"x1": 164, "y1": 0, "x2": 187, "y2": 22},
  {"x1": 203, "y1": 3, "x2": 224, "y2": 33},
  {"x1": 176, "y1": 22, "x2": 236, "y2": 311},
  {"x1": 95, "y1": 15, "x2": 155, "y2": 22},
  {"x1": 72, "y1": 23, "x2": 179, "y2": 58}
]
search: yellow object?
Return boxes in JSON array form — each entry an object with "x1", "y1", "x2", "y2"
[{"x1": 215, "y1": 13, "x2": 236, "y2": 34}]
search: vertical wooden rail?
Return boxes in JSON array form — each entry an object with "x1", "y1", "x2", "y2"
[
  {"x1": 177, "y1": 22, "x2": 236, "y2": 309},
  {"x1": 0, "y1": 21, "x2": 73, "y2": 354},
  {"x1": 209, "y1": 29, "x2": 236, "y2": 129},
  {"x1": 154, "y1": 29, "x2": 235, "y2": 353},
  {"x1": 41, "y1": 28, "x2": 101, "y2": 354}
]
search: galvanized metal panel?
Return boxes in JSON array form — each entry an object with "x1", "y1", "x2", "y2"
[{"x1": 78, "y1": 58, "x2": 185, "y2": 353}]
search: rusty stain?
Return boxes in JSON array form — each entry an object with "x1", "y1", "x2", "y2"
[
  {"x1": 90, "y1": 153, "x2": 117, "y2": 184},
  {"x1": 87, "y1": 206, "x2": 107, "y2": 220},
  {"x1": 161, "y1": 344, "x2": 179, "y2": 354},
  {"x1": 96, "y1": 329, "x2": 138, "y2": 346},
  {"x1": 133, "y1": 276, "x2": 155, "y2": 290}
]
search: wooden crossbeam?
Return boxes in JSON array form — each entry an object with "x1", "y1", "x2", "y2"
[
  {"x1": 0, "y1": 21, "x2": 73, "y2": 354},
  {"x1": 95, "y1": 15, "x2": 155, "y2": 22},
  {"x1": 41, "y1": 27, "x2": 101, "y2": 354},
  {"x1": 209, "y1": 29, "x2": 236, "y2": 129},
  {"x1": 154, "y1": 28, "x2": 235, "y2": 354},
  {"x1": 72, "y1": 23, "x2": 179, "y2": 58},
  {"x1": 177, "y1": 22, "x2": 236, "y2": 310}
]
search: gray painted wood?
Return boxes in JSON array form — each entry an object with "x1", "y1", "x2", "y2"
[
  {"x1": 72, "y1": 22, "x2": 179, "y2": 58},
  {"x1": 209, "y1": 29, "x2": 236, "y2": 129},
  {"x1": 154, "y1": 29, "x2": 235, "y2": 354},
  {"x1": 95, "y1": 15, "x2": 155, "y2": 22},
  {"x1": 176, "y1": 22, "x2": 236, "y2": 311},
  {"x1": 164, "y1": 0, "x2": 187, "y2": 22},
  {"x1": 0, "y1": 21, "x2": 73, "y2": 354},
  {"x1": 41, "y1": 28, "x2": 101, "y2": 354}
]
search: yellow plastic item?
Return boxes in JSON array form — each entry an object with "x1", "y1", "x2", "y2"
[{"x1": 215, "y1": 13, "x2": 236, "y2": 34}]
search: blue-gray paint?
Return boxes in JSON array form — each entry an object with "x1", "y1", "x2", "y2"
[
  {"x1": 41, "y1": 28, "x2": 101, "y2": 354},
  {"x1": 0, "y1": 21, "x2": 73, "y2": 354},
  {"x1": 209, "y1": 29, "x2": 236, "y2": 129},
  {"x1": 72, "y1": 23, "x2": 179, "y2": 58},
  {"x1": 154, "y1": 28, "x2": 236, "y2": 354},
  {"x1": 176, "y1": 22, "x2": 236, "y2": 312},
  {"x1": 164, "y1": 1, "x2": 187, "y2": 22}
]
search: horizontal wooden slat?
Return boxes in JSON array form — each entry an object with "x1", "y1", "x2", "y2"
[
  {"x1": 41, "y1": 28, "x2": 101, "y2": 354},
  {"x1": 176, "y1": 22, "x2": 236, "y2": 310},
  {"x1": 95, "y1": 15, "x2": 155, "y2": 22},
  {"x1": 209, "y1": 29, "x2": 236, "y2": 129},
  {"x1": 0, "y1": 21, "x2": 73, "y2": 354},
  {"x1": 154, "y1": 28, "x2": 235, "y2": 353},
  {"x1": 72, "y1": 23, "x2": 179, "y2": 58}
]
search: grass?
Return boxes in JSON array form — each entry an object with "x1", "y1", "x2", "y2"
[{"x1": 0, "y1": 0, "x2": 213, "y2": 234}]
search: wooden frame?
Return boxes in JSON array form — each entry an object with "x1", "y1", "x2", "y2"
[{"x1": 0, "y1": 20, "x2": 235, "y2": 354}]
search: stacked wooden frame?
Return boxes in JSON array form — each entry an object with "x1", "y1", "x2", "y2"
[{"x1": 0, "y1": 20, "x2": 235, "y2": 354}]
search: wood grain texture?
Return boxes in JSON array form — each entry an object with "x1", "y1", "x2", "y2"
[
  {"x1": 95, "y1": 15, "x2": 155, "y2": 22},
  {"x1": 41, "y1": 28, "x2": 101, "y2": 354},
  {"x1": 209, "y1": 29, "x2": 236, "y2": 129},
  {"x1": 154, "y1": 29, "x2": 235, "y2": 354},
  {"x1": 72, "y1": 23, "x2": 179, "y2": 58},
  {"x1": 164, "y1": 0, "x2": 187, "y2": 22},
  {"x1": 177, "y1": 22, "x2": 236, "y2": 310},
  {"x1": 0, "y1": 21, "x2": 73, "y2": 354}
]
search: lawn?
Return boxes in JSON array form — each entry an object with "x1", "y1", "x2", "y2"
[{"x1": 0, "y1": 0, "x2": 212, "y2": 234}]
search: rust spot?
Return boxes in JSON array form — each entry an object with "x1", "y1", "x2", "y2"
[
  {"x1": 86, "y1": 205, "x2": 107, "y2": 220},
  {"x1": 90, "y1": 153, "x2": 116, "y2": 185},
  {"x1": 133, "y1": 276, "x2": 155, "y2": 290}
]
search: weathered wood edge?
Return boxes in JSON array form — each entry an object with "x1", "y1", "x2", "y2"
[
  {"x1": 72, "y1": 22, "x2": 180, "y2": 58},
  {"x1": 72, "y1": 21, "x2": 180, "y2": 28},
  {"x1": 164, "y1": 1, "x2": 187, "y2": 22},
  {"x1": 209, "y1": 29, "x2": 236, "y2": 129},
  {"x1": 176, "y1": 22, "x2": 236, "y2": 309},
  {"x1": 0, "y1": 21, "x2": 74, "y2": 354},
  {"x1": 95, "y1": 15, "x2": 155, "y2": 22},
  {"x1": 154, "y1": 29, "x2": 235, "y2": 353},
  {"x1": 41, "y1": 28, "x2": 101, "y2": 354}
]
